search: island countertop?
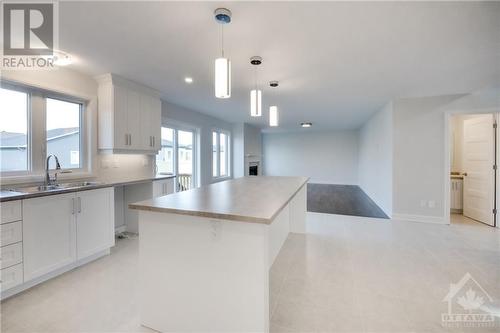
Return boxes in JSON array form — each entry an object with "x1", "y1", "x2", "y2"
[{"x1": 129, "y1": 176, "x2": 309, "y2": 224}]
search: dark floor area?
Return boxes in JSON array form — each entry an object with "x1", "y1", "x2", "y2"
[{"x1": 307, "y1": 183, "x2": 389, "y2": 219}]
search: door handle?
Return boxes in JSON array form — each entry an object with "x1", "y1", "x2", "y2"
[{"x1": 78, "y1": 197, "x2": 81, "y2": 213}]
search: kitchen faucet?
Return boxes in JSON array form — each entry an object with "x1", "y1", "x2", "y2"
[{"x1": 45, "y1": 154, "x2": 62, "y2": 186}]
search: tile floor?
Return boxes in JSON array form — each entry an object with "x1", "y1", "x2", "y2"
[{"x1": 1, "y1": 213, "x2": 499, "y2": 333}]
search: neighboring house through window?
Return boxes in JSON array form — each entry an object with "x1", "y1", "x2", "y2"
[{"x1": 0, "y1": 83, "x2": 86, "y2": 176}]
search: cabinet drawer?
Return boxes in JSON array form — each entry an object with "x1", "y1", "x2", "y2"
[
  {"x1": 0, "y1": 242, "x2": 23, "y2": 269},
  {"x1": 1, "y1": 201, "x2": 22, "y2": 224},
  {"x1": 1, "y1": 263, "x2": 23, "y2": 291},
  {"x1": 0, "y1": 221, "x2": 22, "y2": 247}
]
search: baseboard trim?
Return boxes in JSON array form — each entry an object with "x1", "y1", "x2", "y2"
[
  {"x1": 391, "y1": 213, "x2": 448, "y2": 225},
  {"x1": 115, "y1": 225, "x2": 127, "y2": 234}
]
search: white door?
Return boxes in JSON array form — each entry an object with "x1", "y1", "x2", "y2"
[
  {"x1": 23, "y1": 193, "x2": 77, "y2": 281},
  {"x1": 463, "y1": 114, "x2": 495, "y2": 226},
  {"x1": 76, "y1": 188, "x2": 115, "y2": 260}
]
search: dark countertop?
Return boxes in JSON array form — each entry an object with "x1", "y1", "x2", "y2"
[{"x1": 0, "y1": 174, "x2": 175, "y2": 202}]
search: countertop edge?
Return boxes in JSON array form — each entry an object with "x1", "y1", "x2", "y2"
[{"x1": 129, "y1": 177, "x2": 309, "y2": 224}]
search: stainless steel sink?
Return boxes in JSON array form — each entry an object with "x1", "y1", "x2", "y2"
[
  {"x1": 58, "y1": 181, "x2": 102, "y2": 189},
  {"x1": 12, "y1": 181, "x2": 103, "y2": 194}
]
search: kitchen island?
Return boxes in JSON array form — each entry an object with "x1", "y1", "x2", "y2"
[{"x1": 129, "y1": 176, "x2": 308, "y2": 333}]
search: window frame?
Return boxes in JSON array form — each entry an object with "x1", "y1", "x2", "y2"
[
  {"x1": 0, "y1": 81, "x2": 89, "y2": 179},
  {"x1": 212, "y1": 128, "x2": 231, "y2": 180},
  {"x1": 0, "y1": 82, "x2": 32, "y2": 176}
]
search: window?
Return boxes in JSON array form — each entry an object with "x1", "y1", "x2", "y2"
[
  {"x1": 0, "y1": 88, "x2": 29, "y2": 172},
  {"x1": 212, "y1": 130, "x2": 230, "y2": 178},
  {"x1": 156, "y1": 127, "x2": 174, "y2": 174},
  {"x1": 0, "y1": 82, "x2": 87, "y2": 176},
  {"x1": 46, "y1": 98, "x2": 82, "y2": 169},
  {"x1": 156, "y1": 126, "x2": 196, "y2": 191}
]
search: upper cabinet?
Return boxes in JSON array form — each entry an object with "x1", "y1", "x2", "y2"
[{"x1": 96, "y1": 74, "x2": 162, "y2": 154}]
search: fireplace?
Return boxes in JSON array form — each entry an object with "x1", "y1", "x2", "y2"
[{"x1": 248, "y1": 161, "x2": 259, "y2": 176}]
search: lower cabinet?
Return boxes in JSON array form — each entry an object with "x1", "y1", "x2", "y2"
[
  {"x1": 77, "y1": 189, "x2": 115, "y2": 259},
  {"x1": 152, "y1": 178, "x2": 175, "y2": 197},
  {"x1": 23, "y1": 188, "x2": 114, "y2": 282}
]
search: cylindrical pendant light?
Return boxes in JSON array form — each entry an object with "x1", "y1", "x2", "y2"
[
  {"x1": 214, "y1": 8, "x2": 231, "y2": 99},
  {"x1": 215, "y1": 58, "x2": 230, "y2": 98},
  {"x1": 250, "y1": 89, "x2": 262, "y2": 117},
  {"x1": 269, "y1": 106, "x2": 278, "y2": 126},
  {"x1": 269, "y1": 81, "x2": 279, "y2": 127},
  {"x1": 250, "y1": 56, "x2": 262, "y2": 117}
]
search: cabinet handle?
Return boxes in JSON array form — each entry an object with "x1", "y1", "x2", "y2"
[
  {"x1": 129, "y1": 134, "x2": 132, "y2": 146},
  {"x1": 72, "y1": 198, "x2": 75, "y2": 215},
  {"x1": 78, "y1": 197, "x2": 81, "y2": 213},
  {"x1": 125, "y1": 134, "x2": 128, "y2": 146},
  {"x1": 150, "y1": 136, "x2": 153, "y2": 147},
  {"x1": 153, "y1": 136, "x2": 155, "y2": 147}
]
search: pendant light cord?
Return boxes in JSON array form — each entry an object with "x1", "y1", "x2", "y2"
[{"x1": 221, "y1": 24, "x2": 224, "y2": 57}]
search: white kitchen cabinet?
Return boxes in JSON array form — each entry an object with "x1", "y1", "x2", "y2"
[
  {"x1": 0, "y1": 201, "x2": 22, "y2": 224},
  {"x1": 76, "y1": 188, "x2": 115, "y2": 260},
  {"x1": 0, "y1": 242, "x2": 23, "y2": 269},
  {"x1": 1, "y1": 264, "x2": 23, "y2": 291},
  {"x1": 23, "y1": 188, "x2": 115, "y2": 281},
  {"x1": 23, "y1": 193, "x2": 76, "y2": 281},
  {"x1": 96, "y1": 73, "x2": 161, "y2": 154},
  {"x1": 153, "y1": 178, "x2": 175, "y2": 198}
]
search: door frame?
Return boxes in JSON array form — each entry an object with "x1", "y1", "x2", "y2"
[{"x1": 444, "y1": 110, "x2": 499, "y2": 227}]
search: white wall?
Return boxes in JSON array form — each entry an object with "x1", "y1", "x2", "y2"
[
  {"x1": 1, "y1": 68, "x2": 154, "y2": 185},
  {"x1": 263, "y1": 130, "x2": 358, "y2": 184},
  {"x1": 392, "y1": 94, "x2": 465, "y2": 221},
  {"x1": 162, "y1": 101, "x2": 233, "y2": 186},
  {"x1": 358, "y1": 103, "x2": 393, "y2": 216}
]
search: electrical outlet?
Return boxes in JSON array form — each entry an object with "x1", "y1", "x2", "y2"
[
  {"x1": 428, "y1": 200, "x2": 436, "y2": 208},
  {"x1": 420, "y1": 200, "x2": 427, "y2": 208},
  {"x1": 210, "y1": 220, "x2": 221, "y2": 241}
]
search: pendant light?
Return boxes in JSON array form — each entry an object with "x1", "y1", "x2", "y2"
[
  {"x1": 269, "y1": 81, "x2": 279, "y2": 127},
  {"x1": 250, "y1": 56, "x2": 262, "y2": 117},
  {"x1": 214, "y1": 8, "x2": 231, "y2": 99}
]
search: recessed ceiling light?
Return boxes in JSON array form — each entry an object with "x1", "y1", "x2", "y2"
[
  {"x1": 301, "y1": 122, "x2": 312, "y2": 128},
  {"x1": 184, "y1": 77, "x2": 193, "y2": 84}
]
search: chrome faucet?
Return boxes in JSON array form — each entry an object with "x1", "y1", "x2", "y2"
[{"x1": 45, "y1": 154, "x2": 62, "y2": 186}]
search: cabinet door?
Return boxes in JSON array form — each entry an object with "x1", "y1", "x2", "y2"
[
  {"x1": 151, "y1": 97, "x2": 162, "y2": 151},
  {"x1": 23, "y1": 193, "x2": 76, "y2": 281},
  {"x1": 140, "y1": 94, "x2": 153, "y2": 150},
  {"x1": 127, "y1": 89, "x2": 142, "y2": 150},
  {"x1": 76, "y1": 188, "x2": 115, "y2": 260},
  {"x1": 152, "y1": 180, "x2": 166, "y2": 198},
  {"x1": 114, "y1": 85, "x2": 129, "y2": 150}
]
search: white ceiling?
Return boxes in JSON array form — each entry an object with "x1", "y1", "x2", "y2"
[{"x1": 59, "y1": 1, "x2": 500, "y2": 131}]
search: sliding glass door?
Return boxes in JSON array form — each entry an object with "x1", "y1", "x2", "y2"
[{"x1": 156, "y1": 127, "x2": 196, "y2": 191}]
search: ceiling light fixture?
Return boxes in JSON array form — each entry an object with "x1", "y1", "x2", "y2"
[
  {"x1": 184, "y1": 77, "x2": 193, "y2": 84},
  {"x1": 250, "y1": 56, "x2": 262, "y2": 117},
  {"x1": 52, "y1": 50, "x2": 72, "y2": 66},
  {"x1": 269, "y1": 81, "x2": 279, "y2": 127},
  {"x1": 301, "y1": 122, "x2": 312, "y2": 128},
  {"x1": 214, "y1": 8, "x2": 231, "y2": 99}
]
